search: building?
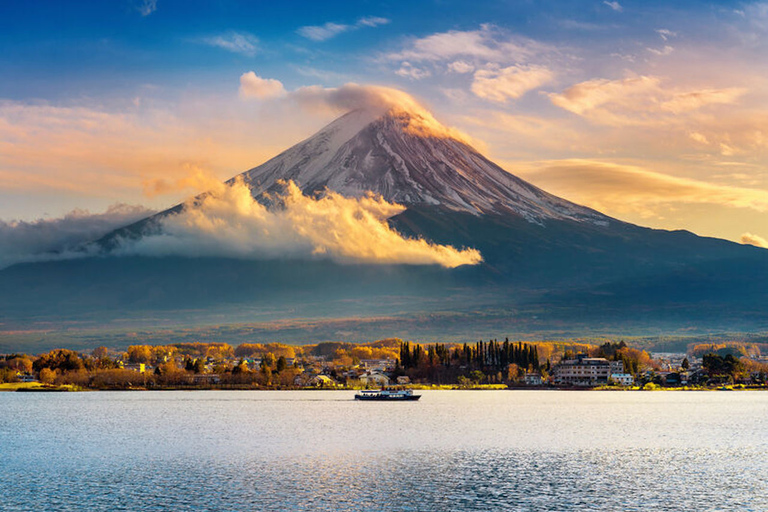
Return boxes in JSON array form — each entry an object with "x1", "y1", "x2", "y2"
[
  {"x1": 360, "y1": 373, "x2": 390, "y2": 387},
  {"x1": 524, "y1": 373, "x2": 544, "y2": 386},
  {"x1": 360, "y1": 359, "x2": 395, "y2": 372},
  {"x1": 552, "y1": 354, "x2": 625, "y2": 387},
  {"x1": 122, "y1": 363, "x2": 146, "y2": 373},
  {"x1": 609, "y1": 373, "x2": 634, "y2": 386}
]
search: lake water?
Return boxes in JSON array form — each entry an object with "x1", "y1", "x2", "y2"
[{"x1": 1, "y1": 390, "x2": 766, "y2": 511}]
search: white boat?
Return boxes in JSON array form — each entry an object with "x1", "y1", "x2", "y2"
[{"x1": 354, "y1": 388, "x2": 421, "y2": 401}]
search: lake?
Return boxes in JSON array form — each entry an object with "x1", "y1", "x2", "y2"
[{"x1": 1, "y1": 390, "x2": 766, "y2": 511}]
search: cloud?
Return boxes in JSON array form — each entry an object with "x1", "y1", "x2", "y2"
[
  {"x1": 647, "y1": 45, "x2": 674, "y2": 56},
  {"x1": 0, "y1": 204, "x2": 155, "y2": 269},
  {"x1": 395, "y1": 62, "x2": 431, "y2": 80},
  {"x1": 603, "y1": 1, "x2": 623, "y2": 12},
  {"x1": 656, "y1": 29, "x2": 677, "y2": 41},
  {"x1": 286, "y1": 83, "x2": 483, "y2": 146},
  {"x1": 448, "y1": 61, "x2": 474, "y2": 74},
  {"x1": 386, "y1": 25, "x2": 547, "y2": 64},
  {"x1": 471, "y1": 65, "x2": 554, "y2": 102},
  {"x1": 357, "y1": 16, "x2": 390, "y2": 28},
  {"x1": 237, "y1": 78, "x2": 465, "y2": 137},
  {"x1": 137, "y1": 0, "x2": 157, "y2": 16},
  {"x1": 297, "y1": 16, "x2": 390, "y2": 41},
  {"x1": 297, "y1": 22, "x2": 349, "y2": 42},
  {"x1": 143, "y1": 163, "x2": 225, "y2": 198},
  {"x1": 239, "y1": 72, "x2": 287, "y2": 99},
  {"x1": 741, "y1": 232, "x2": 768, "y2": 248},
  {"x1": 200, "y1": 32, "x2": 259, "y2": 56},
  {"x1": 119, "y1": 179, "x2": 481, "y2": 268},
  {"x1": 549, "y1": 76, "x2": 746, "y2": 125},
  {"x1": 518, "y1": 159, "x2": 768, "y2": 215}
]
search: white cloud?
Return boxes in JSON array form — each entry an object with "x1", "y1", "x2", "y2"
[
  {"x1": 603, "y1": 1, "x2": 623, "y2": 12},
  {"x1": 137, "y1": 0, "x2": 157, "y2": 16},
  {"x1": 119, "y1": 179, "x2": 482, "y2": 268},
  {"x1": 471, "y1": 65, "x2": 554, "y2": 102},
  {"x1": 647, "y1": 45, "x2": 674, "y2": 56},
  {"x1": 357, "y1": 16, "x2": 390, "y2": 28},
  {"x1": 741, "y1": 232, "x2": 768, "y2": 248},
  {"x1": 386, "y1": 25, "x2": 546, "y2": 64},
  {"x1": 448, "y1": 60, "x2": 474, "y2": 74},
  {"x1": 200, "y1": 32, "x2": 259, "y2": 56},
  {"x1": 239, "y1": 72, "x2": 287, "y2": 100},
  {"x1": 297, "y1": 16, "x2": 390, "y2": 41},
  {"x1": 656, "y1": 29, "x2": 677, "y2": 41},
  {"x1": 297, "y1": 22, "x2": 350, "y2": 41},
  {"x1": 0, "y1": 204, "x2": 155, "y2": 269},
  {"x1": 395, "y1": 62, "x2": 431, "y2": 80}
]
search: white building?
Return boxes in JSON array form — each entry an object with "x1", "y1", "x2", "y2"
[
  {"x1": 552, "y1": 355, "x2": 625, "y2": 387},
  {"x1": 609, "y1": 373, "x2": 634, "y2": 386}
]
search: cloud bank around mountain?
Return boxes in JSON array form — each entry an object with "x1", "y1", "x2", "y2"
[
  {"x1": 118, "y1": 179, "x2": 482, "y2": 268},
  {"x1": 0, "y1": 204, "x2": 155, "y2": 269}
]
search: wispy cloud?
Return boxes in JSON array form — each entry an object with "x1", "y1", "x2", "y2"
[
  {"x1": 603, "y1": 1, "x2": 623, "y2": 12},
  {"x1": 199, "y1": 32, "x2": 259, "y2": 56},
  {"x1": 519, "y1": 159, "x2": 768, "y2": 215},
  {"x1": 386, "y1": 25, "x2": 546, "y2": 64},
  {"x1": 395, "y1": 62, "x2": 431, "y2": 80},
  {"x1": 137, "y1": 0, "x2": 157, "y2": 17},
  {"x1": 297, "y1": 16, "x2": 390, "y2": 41},
  {"x1": 656, "y1": 29, "x2": 677, "y2": 41},
  {"x1": 646, "y1": 45, "x2": 674, "y2": 56},
  {"x1": 549, "y1": 76, "x2": 746, "y2": 125},
  {"x1": 297, "y1": 22, "x2": 349, "y2": 42},
  {"x1": 471, "y1": 65, "x2": 554, "y2": 102}
]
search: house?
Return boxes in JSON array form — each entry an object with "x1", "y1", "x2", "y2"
[
  {"x1": 309, "y1": 375, "x2": 338, "y2": 388},
  {"x1": 122, "y1": 363, "x2": 146, "y2": 373},
  {"x1": 609, "y1": 373, "x2": 634, "y2": 386},
  {"x1": 360, "y1": 373, "x2": 390, "y2": 387},
  {"x1": 396, "y1": 376, "x2": 411, "y2": 385},
  {"x1": 524, "y1": 373, "x2": 544, "y2": 386}
]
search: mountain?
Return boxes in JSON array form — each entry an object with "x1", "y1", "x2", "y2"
[{"x1": 2, "y1": 103, "x2": 768, "y2": 350}]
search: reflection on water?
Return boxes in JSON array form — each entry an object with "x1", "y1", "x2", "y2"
[{"x1": 1, "y1": 391, "x2": 766, "y2": 511}]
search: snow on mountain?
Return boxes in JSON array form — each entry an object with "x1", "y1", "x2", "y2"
[{"x1": 238, "y1": 106, "x2": 610, "y2": 225}]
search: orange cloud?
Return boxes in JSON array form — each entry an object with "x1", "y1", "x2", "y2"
[
  {"x1": 121, "y1": 179, "x2": 482, "y2": 267},
  {"x1": 741, "y1": 232, "x2": 768, "y2": 248},
  {"x1": 517, "y1": 159, "x2": 768, "y2": 214},
  {"x1": 548, "y1": 76, "x2": 746, "y2": 125}
]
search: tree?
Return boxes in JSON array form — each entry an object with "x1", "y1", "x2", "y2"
[
  {"x1": 681, "y1": 357, "x2": 690, "y2": 370},
  {"x1": 92, "y1": 346, "x2": 109, "y2": 359},
  {"x1": 39, "y1": 368, "x2": 57, "y2": 384},
  {"x1": 127, "y1": 345, "x2": 153, "y2": 364}
]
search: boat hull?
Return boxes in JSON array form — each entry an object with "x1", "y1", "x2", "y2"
[{"x1": 354, "y1": 394, "x2": 421, "y2": 401}]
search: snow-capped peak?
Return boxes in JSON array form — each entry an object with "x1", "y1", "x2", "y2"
[{"x1": 238, "y1": 106, "x2": 609, "y2": 225}]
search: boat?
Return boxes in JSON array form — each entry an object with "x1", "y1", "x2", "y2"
[{"x1": 354, "y1": 387, "x2": 421, "y2": 401}]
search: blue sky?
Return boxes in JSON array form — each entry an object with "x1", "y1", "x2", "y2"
[{"x1": 1, "y1": 0, "x2": 767, "y2": 247}]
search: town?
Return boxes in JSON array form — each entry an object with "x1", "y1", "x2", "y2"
[{"x1": 1, "y1": 338, "x2": 766, "y2": 391}]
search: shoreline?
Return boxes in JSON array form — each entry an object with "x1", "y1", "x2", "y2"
[{"x1": 2, "y1": 382, "x2": 764, "y2": 392}]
